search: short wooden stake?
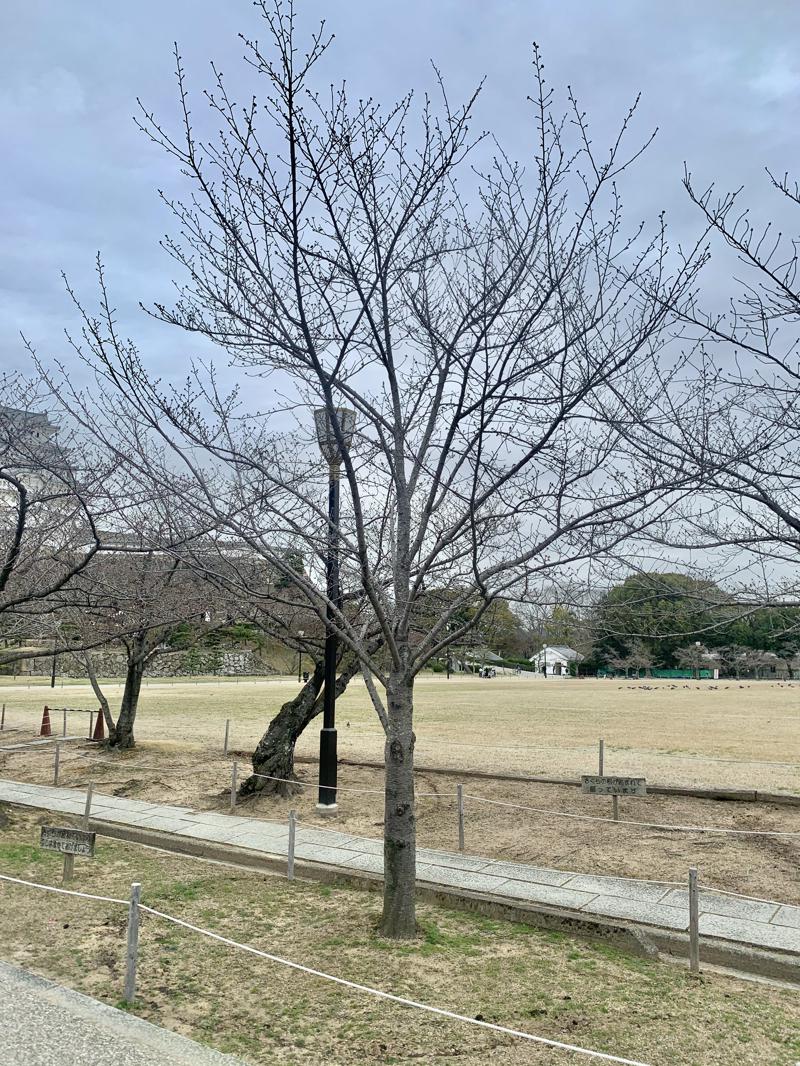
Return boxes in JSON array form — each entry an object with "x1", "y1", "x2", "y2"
[
  {"x1": 1, "y1": 702, "x2": 5, "y2": 730},
  {"x1": 287, "y1": 809, "x2": 297, "y2": 880},
  {"x1": 124, "y1": 882, "x2": 142, "y2": 1005},
  {"x1": 62, "y1": 854, "x2": 74, "y2": 883},
  {"x1": 598, "y1": 737, "x2": 605, "y2": 776},
  {"x1": 612, "y1": 795, "x2": 619, "y2": 822},
  {"x1": 457, "y1": 783, "x2": 465, "y2": 852},
  {"x1": 688, "y1": 867, "x2": 700, "y2": 975},
  {"x1": 62, "y1": 709, "x2": 68, "y2": 737},
  {"x1": 230, "y1": 759, "x2": 238, "y2": 810},
  {"x1": 53, "y1": 743, "x2": 60, "y2": 786},
  {"x1": 83, "y1": 783, "x2": 94, "y2": 829},
  {"x1": 223, "y1": 718, "x2": 230, "y2": 757}
]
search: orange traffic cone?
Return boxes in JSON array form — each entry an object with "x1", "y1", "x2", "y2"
[
  {"x1": 39, "y1": 705, "x2": 52, "y2": 737},
  {"x1": 92, "y1": 710, "x2": 105, "y2": 741}
]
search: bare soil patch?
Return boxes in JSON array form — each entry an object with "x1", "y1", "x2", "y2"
[{"x1": 2, "y1": 737, "x2": 798, "y2": 905}]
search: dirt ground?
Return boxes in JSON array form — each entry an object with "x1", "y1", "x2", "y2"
[
  {"x1": 2, "y1": 673, "x2": 799, "y2": 791},
  {"x1": 2, "y1": 732, "x2": 798, "y2": 905},
  {"x1": 0, "y1": 805, "x2": 798, "y2": 1066}
]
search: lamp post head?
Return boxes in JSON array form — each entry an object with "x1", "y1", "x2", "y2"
[{"x1": 314, "y1": 407, "x2": 356, "y2": 469}]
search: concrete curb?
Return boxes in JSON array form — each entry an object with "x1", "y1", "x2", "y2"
[{"x1": 76, "y1": 814, "x2": 800, "y2": 987}]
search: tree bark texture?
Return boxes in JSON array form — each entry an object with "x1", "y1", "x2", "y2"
[
  {"x1": 381, "y1": 672, "x2": 417, "y2": 938},
  {"x1": 240, "y1": 655, "x2": 362, "y2": 798},
  {"x1": 107, "y1": 653, "x2": 146, "y2": 749}
]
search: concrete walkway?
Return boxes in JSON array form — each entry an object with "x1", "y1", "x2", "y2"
[
  {"x1": 1, "y1": 777, "x2": 798, "y2": 959},
  {"x1": 0, "y1": 959, "x2": 247, "y2": 1065}
]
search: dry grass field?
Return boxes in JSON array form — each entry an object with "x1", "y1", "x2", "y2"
[
  {"x1": 1, "y1": 673, "x2": 798, "y2": 790},
  {"x1": 1, "y1": 805, "x2": 799, "y2": 1066},
  {"x1": 1, "y1": 675, "x2": 798, "y2": 902}
]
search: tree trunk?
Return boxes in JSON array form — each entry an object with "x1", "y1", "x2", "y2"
[
  {"x1": 108, "y1": 655, "x2": 146, "y2": 750},
  {"x1": 240, "y1": 661, "x2": 325, "y2": 797},
  {"x1": 239, "y1": 655, "x2": 363, "y2": 798},
  {"x1": 381, "y1": 671, "x2": 416, "y2": 938}
]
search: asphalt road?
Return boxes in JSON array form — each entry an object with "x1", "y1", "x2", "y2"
[{"x1": 0, "y1": 960, "x2": 250, "y2": 1066}]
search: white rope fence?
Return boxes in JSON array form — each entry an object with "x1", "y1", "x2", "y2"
[
  {"x1": 230, "y1": 767, "x2": 800, "y2": 839},
  {"x1": 463, "y1": 794, "x2": 800, "y2": 838},
  {"x1": 247, "y1": 769, "x2": 448, "y2": 798},
  {"x1": 4, "y1": 745, "x2": 796, "y2": 840},
  {"x1": 0, "y1": 871, "x2": 656, "y2": 1066}
]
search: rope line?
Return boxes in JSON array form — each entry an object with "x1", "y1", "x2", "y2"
[
  {"x1": 248, "y1": 770, "x2": 452, "y2": 799},
  {"x1": 139, "y1": 906, "x2": 655, "y2": 1065},
  {"x1": 0, "y1": 871, "x2": 654, "y2": 1065},
  {"x1": 466, "y1": 795, "x2": 800, "y2": 837},
  {"x1": 0, "y1": 873, "x2": 128, "y2": 906}
]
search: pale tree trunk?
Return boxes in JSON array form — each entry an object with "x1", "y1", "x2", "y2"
[
  {"x1": 381, "y1": 670, "x2": 417, "y2": 938},
  {"x1": 82, "y1": 650, "x2": 112, "y2": 730},
  {"x1": 83, "y1": 634, "x2": 151, "y2": 750}
]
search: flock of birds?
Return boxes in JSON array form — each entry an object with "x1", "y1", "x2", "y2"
[{"x1": 618, "y1": 682, "x2": 796, "y2": 691}]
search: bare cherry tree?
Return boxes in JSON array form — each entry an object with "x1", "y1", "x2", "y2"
[
  {"x1": 620, "y1": 168, "x2": 800, "y2": 598},
  {"x1": 65, "y1": 534, "x2": 229, "y2": 749},
  {"x1": 0, "y1": 376, "x2": 105, "y2": 644},
  {"x1": 41, "y1": 3, "x2": 704, "y2": 936}
]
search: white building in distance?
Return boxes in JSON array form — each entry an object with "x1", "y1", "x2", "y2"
[{"x1": 530, "y1": 644, "x2": 583, "y2": 677}]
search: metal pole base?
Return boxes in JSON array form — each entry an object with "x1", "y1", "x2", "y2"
[{"x1": 318, "y1": 726, "x2": 338, "y2": 808}]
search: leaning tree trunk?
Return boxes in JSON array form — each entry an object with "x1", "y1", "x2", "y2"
[
  {"x1": 381, "y1": 670, "x2": 417, "y2": 939},
  {"x1": 239, "y1": 655, "x2": 363, "y2": 798},
  {"x1": 107, "y1": 654, "x2": 146, "y2": 750}
]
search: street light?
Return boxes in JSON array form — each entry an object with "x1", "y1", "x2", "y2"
[
  {"x1": 314, "y1": 405, "x2": 356, "y2": 812},
  {"x1": 297, "y1": 629, "x2": 305, "y2": 683}
]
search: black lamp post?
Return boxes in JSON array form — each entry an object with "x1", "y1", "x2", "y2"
[{"x1": 314, "y1": 406, "x2": 356, "y2": 812}]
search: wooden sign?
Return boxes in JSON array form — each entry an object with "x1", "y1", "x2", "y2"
[
  {"x1": 581, "y1": 775, "x2": 647, "y2": 797},
  {"x1": 40, "y1": 826, "x2": 96, "y2": 857}
]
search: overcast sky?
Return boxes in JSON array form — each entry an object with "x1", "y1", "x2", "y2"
[{"x1": 3, "y1": 0, "x2": 800, "y2": 382}]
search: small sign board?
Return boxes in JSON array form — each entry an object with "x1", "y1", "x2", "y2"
[
  {"x1": 40, "y1": 826, "x2": 96, "y2": 858},
  {"x1": 581, "y1": 775, "x2": 647, "y2": 797}
]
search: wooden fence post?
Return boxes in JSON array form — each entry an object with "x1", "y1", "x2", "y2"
[
  {"x1": 223, "y1": 718, "x2": 230, "y2": 757},
  {"x1": 123, "y1": 882, "x2": 142, "y2": 1005},
  {"x1": 62, "y1": 709, "x2": 68, "y2": 737},
  {"x1": 457, "y1": 783, "x2": 465, "y2": 852},
  {"x1": 599, "y1": 737, "x2": 605, "y2": 776},
  {"x1": 53, "y1": 743, "x2": 60, "y2": 786},
  {"x1": 1, "y1": 703, "x2": 5, "y2": 731},
  {"x1": 688, "y1": 867, "x2": 700, "y2": 975},
  {"x1": 62, "y1": 853, "x2": 74, "y2": 883},
  {"x1": 230, "y1": 760, "x2": 238, "y2": 811},
  {"x1": 83, "y1": 783, "x2": 94, "y2": 830},
  {"x1": 287, "y1": 809, "x2": 297, "y2": 880}
]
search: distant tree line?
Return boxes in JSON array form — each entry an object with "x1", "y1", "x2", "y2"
[{"x1": 583, "y1": 573, "x2": 800, "y2": 677}]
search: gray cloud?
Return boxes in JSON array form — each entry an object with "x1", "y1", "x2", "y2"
[{"x1": 2, "y1": 0, "x2": 799, "y2": 384}]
